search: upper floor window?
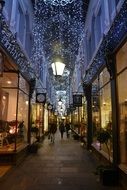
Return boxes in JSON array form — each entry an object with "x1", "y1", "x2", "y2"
[
  {"x1": 91, "y1": 16, "x2": 95, "y2": 55},
  {"x1": 16, "y1": 4, "x2": 25, "y2": 44},
  {"x1": 5, "y1": 0, "x2": 13, "y2": 23},
  {"x1": 108, "y1": 0, "x2": 116, "y2": 22},
  {"x1": 87, "y1": 36, "x2": 92, "y2": 64},
  {"x1": 95, "y1": 8, "x2": 102, "y2": 46},
  {"x1": 25, "y1": 14, "x2": 32, "y2": 57}
]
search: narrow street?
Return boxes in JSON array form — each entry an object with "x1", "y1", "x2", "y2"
[{"x1": 0, "y1": 130, "x2": 123, "y2": 190}]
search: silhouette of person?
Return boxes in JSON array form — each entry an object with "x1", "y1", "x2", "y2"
[
  {"x1": 49, "y1": 123, "x2": 57, "y2": 143},
  {"x1": 65, "y1": 122, "x2": 70, "y2": 138},
  {"x1": 59, "y1": 121, "x2": 65, "y2": 139}
]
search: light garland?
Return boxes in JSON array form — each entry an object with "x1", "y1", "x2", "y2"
[
  {"x1": 32, "y1": 0, "x2": 87, "y2": 78},
  {"x1": 32, "y1": 0, "x2": 89, "y2": 109},
  {"x1": 43, "y1": 0, "x2": 75, "y2": 6}
]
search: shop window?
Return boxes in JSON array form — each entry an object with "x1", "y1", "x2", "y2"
[
  {"x1": 19, "y1": 74, "x2": 29, "y2": 94},
  {"x1": 17, "y1": 90, "x2": 29, "y2": 143},
  {"x1": 31, "y1": 103, "x2": 44, "y2": 143},
  {"x1": 100, "y1": 84, "x2": 112, "y2": 129},
  {"x1": 92, "y1": 69, "x2": 113, "y2": 159},
  {"x1": 116, "y1": 41, "x2": 127, "y2": 170},
  {"x1": 99, "y1": 68, "x2": 110, "y2": 88},
  {"x1": 92, "y1": 95, "x2": 100, "y2": 135},
  {"x1": 0, "y1": 72, "x2": 29, "y2": 152},
  {"x1": 92, "y1": 78, "x2": 100, "y2": 142},
  {"x1": 117, "y1": 69, "x2": 127, "y2": 169},
  {"x1": 116, "y1": 42, "x2": 127, "y2": 74},
  {"x1": 100, "y1": 80, "x2": 112, "y2": 158},
  {"x1": 2, "y1": 72, "x2": 18, "y2": 87},
  {"x1": 81, "y1": 97, "x2": 87, "y2": 138}
]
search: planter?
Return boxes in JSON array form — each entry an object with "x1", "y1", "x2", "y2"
[
  {"x1": 73, "y1": 134, "x2": 80, "y2": 140},
  {"x1": 100, "y1": 166, "x2": 119, "y2": 186},
  {"x1": 28, "y1": 143, "x2": 38, "y2": 153}
]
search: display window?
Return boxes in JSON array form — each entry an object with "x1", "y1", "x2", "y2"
[
  {"x1": 31, "y1": 102, "x2": 44, "y2": 143},
  {"x1": 71, "y1": 107, "x2": 82, "y2": 134},
  {"x1": 92, "y1": 78, "x2": 100, "y2": 140},
  {"x1": 0, "y1": 71, "x2": 29, "y2": 152},
  {"x1": 80, "y1": 97, "x2": 87, "y2": 138},
  {"x1": 116, "y1": 41, "x2": 127, "y2": 171},
  {"x1": 92, "y1": 68, "x2": 113, "y2": 159}
]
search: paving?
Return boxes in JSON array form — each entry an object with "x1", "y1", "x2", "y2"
[{"x1": 0, "y1": 130, "x2": 124, "y2": 190}]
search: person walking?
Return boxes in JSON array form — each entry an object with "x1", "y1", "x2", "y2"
[
  {"x1": 65, "y1": 122, "x2": 71, "y2": 138},
  {"x1": 59, "y1": 121, "x2": 65, "y2": 139},
  {"x1": 48, "y1": 122, "x2": 57, "y2": 143}
]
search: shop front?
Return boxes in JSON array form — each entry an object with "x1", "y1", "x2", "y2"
[
  {"x1": 0, "y1": 51, "x2": 30, "y2": 163},
  {"x1": 91, "y1": 67, "x2": 113, "y2": 160},
  {"x1": 31, "y1": 100, "x2": 45, "y2": 143},
  {"x1": 116, "y1": 41, "x2": 127, "y2": 174}
]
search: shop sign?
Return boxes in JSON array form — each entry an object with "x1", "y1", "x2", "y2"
[
  {"x1": 73, "y1": 94, "x2": 82, "y2": 107},
  {"x1": 47, "y1": 104, "x2": 53, "y2": 110},
  {"x1": 36, "y1": 93, "x2": 46, "y2": 103},
  {"x1": 69, "y1": 104, "x2": 76, "y2": 112}
]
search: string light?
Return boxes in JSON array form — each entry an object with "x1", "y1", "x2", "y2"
[
  {"x1": 43, "y1": 0, "x2": 75, "y2": 6},
  {"x1": 32, "y1": 0, "x2": 87, "y2": 84}
]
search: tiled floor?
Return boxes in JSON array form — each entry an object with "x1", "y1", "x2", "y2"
[{"x1": 0, "y1": 130, "x2": 124, "y2": 190}]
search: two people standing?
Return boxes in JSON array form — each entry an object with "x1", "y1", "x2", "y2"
[{"x1": 59, "y1": 121, "x2": 71, "y2": 139}]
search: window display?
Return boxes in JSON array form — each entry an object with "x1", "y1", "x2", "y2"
[
  {"x1": 116, "y1": 41, "x2": 127, "y2": 170},
  {"x1": 31, "y1": 102, "x2": 44, "y2": 143},
  {"x1": 92, "y1": 68, "x2": 113, "y2": 158},
  {"x1": 0, "y1": 72, "x2": 29, "y2": 152}
]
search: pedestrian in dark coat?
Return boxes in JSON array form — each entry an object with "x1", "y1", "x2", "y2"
[
  {"x1": 49, "y1": 123, "x2": 57, "y2": 143},
  {"x1": 65, "y1": 122, "x2": 70, "y2": 138},
  {"x1": 59, "y1": 122, "x2": 65, "y2": 139}
]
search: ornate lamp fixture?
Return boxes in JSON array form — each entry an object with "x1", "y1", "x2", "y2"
[
  {"x1": 58, "y1": 97, "x2": 62, "y2": 106},
  {"x1": 51, "y1": 61, "x2": 65, "y2": 76},
  {"x1": 43, "y1": 0, "x2": 74, "y2": 6}
]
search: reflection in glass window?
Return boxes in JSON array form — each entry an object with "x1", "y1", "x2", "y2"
[
  {"x1": 0, "y1": 71, "x2": 29, "y2": 152},
  {"x1": 19, "y1": 74, "x2": 29, "y2": 94},
  {"x1": 2, "y1": 72, "x2": 18, "y2": 87},
  {"x1": 17, "y1": 90, "x2": 29, "y2": 143},
  {"x1": 116, "y1": 41, "x2": 127, "y2": 170},
  {"x1": 100, "y1": 84, "x2": 112, "y2": 129},
  {"x1": 92, "y1": 69, "x2": 112, "y2": 159},
  {"x1": 0, "y1": 88, "x2": 17, "y2": 151},
  {"x1": 117, "y1": 70, "x2": 127, "y2": 168}
]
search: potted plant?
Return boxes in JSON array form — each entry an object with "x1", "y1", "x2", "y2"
[
  {"x1": 28, "y1": 125, "x2": 39, "y2": 153},
  {"x1": 95, "y1": 129, "x2": 119, "y2": 186},
  {"x1": 97, "y1": 129, "x2": 111, "y2": 162}
]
